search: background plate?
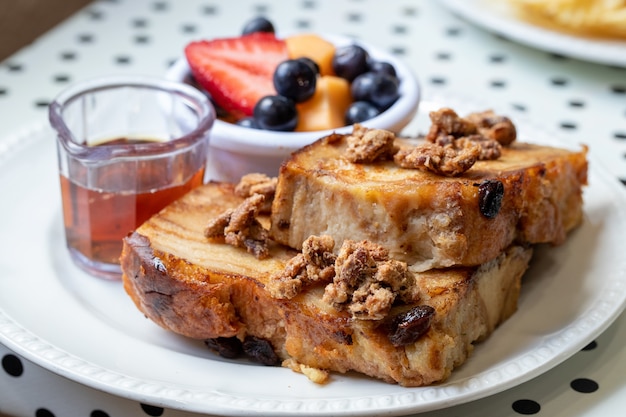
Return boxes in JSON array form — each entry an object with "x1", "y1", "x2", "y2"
[
  {"x1": 1, "y1": 98, "x2": 625, "y2": 416},
  {"x1": 440, "y1": 0, "x2": 626, "y2": 67}
]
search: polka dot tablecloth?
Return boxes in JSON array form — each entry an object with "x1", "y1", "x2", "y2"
[{"x1": 1, "y1": 0, "x2": 625, "y2": 416}]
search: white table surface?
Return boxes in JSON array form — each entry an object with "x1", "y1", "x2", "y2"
[{"x1": 1, "y1": 0, "x2": 625, "y2": 416}]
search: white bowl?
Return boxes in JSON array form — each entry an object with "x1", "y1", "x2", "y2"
[{"x1": 166, "y1": 33, "x2": 420, "y2": 182}]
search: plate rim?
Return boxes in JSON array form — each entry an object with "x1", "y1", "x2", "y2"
[{"x1": 1, "y1": 96, "x2": 626, "y2": 416}]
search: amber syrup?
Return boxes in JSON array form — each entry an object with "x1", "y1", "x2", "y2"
[{"x1": 60, "y1": 138, "x2": 204, "y2": 265}]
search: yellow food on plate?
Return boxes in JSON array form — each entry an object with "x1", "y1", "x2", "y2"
[
  {"x1": 295, "y1": 75, "x2": 352, "y2": 131},
  {"x1": 286, "y1": 33, "x2": 336, "y2": 76},
  {"x1": 506, "y1": 0, "x2": 626, "y2": 39}
]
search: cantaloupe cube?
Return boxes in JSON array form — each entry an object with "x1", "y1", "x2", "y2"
[
  {"x1": 295, "y1": 75, "x2": 352, "y2": 131},
  {"x1": 286, "y1": 34, "x2": 336, "y2": 77}
]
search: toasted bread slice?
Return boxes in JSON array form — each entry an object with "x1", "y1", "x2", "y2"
[
  {"x1": 270, "y1": 135, "x2": 587, "y2": 271},
  {"x1": 121, "y1": 182, "x2": 532, "y2": 386}
]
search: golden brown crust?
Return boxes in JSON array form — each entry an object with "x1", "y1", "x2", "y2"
[
  {"x1": 121, "y1": 182, "x2": 533, "y2": 386},
  {"x1": 270, "y1": 136, "x2": 587, "y2": 271}
]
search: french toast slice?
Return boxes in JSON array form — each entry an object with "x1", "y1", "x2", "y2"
[
  {"x1": 270, "y1": 134, "x2": 587, "y2": 271},
  {"x1": 121, "y1": 182, "x2": 533, "y2": 386}
]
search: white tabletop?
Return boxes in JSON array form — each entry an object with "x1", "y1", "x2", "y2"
[{"x1": 1, "y1": 0, "x2": 626, "y2": 416}]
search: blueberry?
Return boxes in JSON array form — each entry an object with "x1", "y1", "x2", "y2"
[
  {"x1": 351, "y1": 72, "x2": 400, "y2": 110},
  {"x1": 236, "y1": 117, "x2": 259, "y2": 129},
  {"x1": 298, "y1": 57, "x2": 320, "y2": 76},
  {"x1": 345, "y1": 101, "x2": 380, "y2": 124},
  {"x1": 242, "y1": 17, "x2": 275, "y2": 35},
  {"x1": 367, "y1": 60, "x2": 397, "y2": 79},
  {"x1": 332, "y1": 44, "x2": 369, "y2": 82},
  {"x1": 253, "y1": 95, "x2": 298, "y2": 131},
  {"x1": 273, "y1": 59, "x2": 317, "y2": 103}
]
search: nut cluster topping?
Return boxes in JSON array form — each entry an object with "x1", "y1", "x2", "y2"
[
  {"x1": 234, "y1": 173, "x2": 278, "y2": 213},
  {"x1": 269, "y1": 236, "x2": 422, "y2": 322},
  {"x1": 267, "y1": 235, "x2": 337, "y2": 299},
  {"x1": 344, "y1": 123, "x2": 398, "y2": 163},
  {"x1": 204, "y1": 193, "x2": 270, "y2": 259},
  {"x1": 323, "y1": 240, "x2": 418, "y2": 321},
  {"x1": 394, "y1": 139, "x2": 481, "y2": 176},
  {"x1": 398, "y1": 107, "x2": 517, "y2": 176},
  {"x1": 341, "y1": 108, "x2": 516, "y2": 177}
]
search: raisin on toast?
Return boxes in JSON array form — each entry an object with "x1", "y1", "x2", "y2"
[{"x1": 121, "y1": 182, "x2": 532, "y2": 386}]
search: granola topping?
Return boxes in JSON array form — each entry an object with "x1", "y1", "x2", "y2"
[
  {"x1": 323, "y1": 240, "x2": 418, "y2": 320},
  {"x1": 345, "y1": 123, "x2": 398, "y2": 163},
  {"x1": 466, "y1": 110, "x2": 517, "y2": 146},
  {"x1": 425, "y1": 107, "x2": 478, "y2": 142},
  {"x1": 393, "y1": 139, "x2": 481, "y2": 176},
  {"x1": 392, "y1": 108, "x2": 518, "y2": 176},
  {"x1": 267, "y1": 235, "x2": 336, "y2": 299},
  {"x1": 204, "y1": 193, "x2": 270, "y2": 259},
  {"x1": 341, "y1": 108, "x2": 516, "y2": 176},
  {"x1": 234, "y1": 173, "x2": 278, "y2": 213}
]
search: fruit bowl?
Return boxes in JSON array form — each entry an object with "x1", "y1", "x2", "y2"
[{"x1": 166, "y1": 33, "x2": 420, "y2": 182}]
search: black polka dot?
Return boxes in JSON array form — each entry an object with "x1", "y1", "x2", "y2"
[
  {"x1": 302, "y1": 0, "x2": 316, "y2": 9},
  {"x1": 390, "y1": 46, "x2": 406, "y2": 56},
  {"x1": 202, "y1": 5, "x2": 218, "y2": 15},
  {"x1": 512, "y1": 399, "x2": 541, "y2": 415},
  {"x1": 35, "y1": 409, "x2": 55, "y2": 417},
  {"x1": 7, "y1": 63, "x2": 23, "y2": 72},
  {"x1": 0, "y1": 87, "x2": 8, "y2": 96},
  {"x1": 254, "y1": 4, "x2": 269, "y2": 14},
  {"x1": 512, "y1": 103, "x2": 527, "y2": 112},
  {"x1": 493, "y1": 33, "x2": 511, "y2": 42},
  {"x1": 53, "y1": 74, "x2": 71, "y2": 83},
  {"x1": 2, "y1": 354, "x2": 24, "y2": 377},
  {"x1": 115, "y1": 55, "x2": 132, "y2": 65},
  {"x1": 60, "y1": 51, "x2": 77, "y2": 61},
  {"x1": 87, "y1": 9, "x2": 104, "y2": 20},
  {"x1": 611, "y1": 85, "x2": 626, "y2": 94},
  {"x1": 90, "y1": 410, "x2": 110, "y2": 417},
  {"x1": 134, "y1": 35, "x2": 150, "y2": 44},
  {"x1": 35, "y1": 100, "x2": 51, "y2": 108},
  {"x1": 403, "y1": 7, "x2": 418, "y2": 16},
  {"x1": 140, "y1": 403, "x2": 164, "y2": 416},
  {"x1": 152, "y1": 1, "x2": 168, "y2": 11},
  {"x1": 132, "y1": 18, "x2": 148, "y2": 28},
  {"x1": 78, "y1": 33, "x2": 94, "y2": 43},
  {"x1": 347, "y1": 12, "x2": 362, "y2": 22},
  {"x1": 549, "y1": 53, "x2": 568, "y2": 61},
  {"x1": 620, "y1": 178, "x2": 626, "y2": 186},
  {"x1": 295, "y1": 19, "x2": 311, "y2": 29},
  {"x1": 181, "y1": 24, "x2": 197, "y2": 33},
  {"x1": 568, "y1": 99, "x2": 585, "y2": 108},
  {"x1": 614, "y1": 132, "x2": 626, "y2": 140},
  {"x1": 582, "y1": 340, "x2": 598, "y2": 350},
  {"x1": 436, "y1": 52, "x2": 451, "y2": 61},
  {"x1": 550, "y1": 77, "x2": 568, "y2": 86},
  {"x1": 430, "y1": 77, "x2": 446, "y2": 85},
  {"x1": 490, "y1": 79, "x2": 507, "y2": 88},
  {"x1": 446, "y1": 27, "x2": 462, "y2": 36},
  {"x1": 393, "y1": 25, "x2": 408, "y2": 35},
  {"x1": 571, "y1": 378, "x2": 599, "y2": 393},
  {"x1": 489, "y1": 54, "x2": 507, "y2": 63},
  {"x1": 560, "y1": 121, "x2": 577, "y2": 130}
]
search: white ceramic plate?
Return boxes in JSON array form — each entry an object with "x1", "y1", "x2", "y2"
[
  {"x1": 440, "y1": 0, "x2": 626, "y2": 67},
  {"x1": 1, "y1": 98, "x2": 626, "y2": 416}
]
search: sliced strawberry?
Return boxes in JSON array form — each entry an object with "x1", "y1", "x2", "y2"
[{"x1": 184, "y1": 33, "x2": 288, "y2": 118}]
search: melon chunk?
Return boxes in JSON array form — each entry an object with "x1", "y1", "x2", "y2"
[
  {"x1": 286, "y1": 34, "x2": 336, "y2": 76},
  {"x1": 295, "y1": 76, "x2": 352, "y2": 132}
]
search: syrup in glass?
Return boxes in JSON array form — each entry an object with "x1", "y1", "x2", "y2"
[{"x1": 60, "y1": 138, "x2": 205, "y2": 266}]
